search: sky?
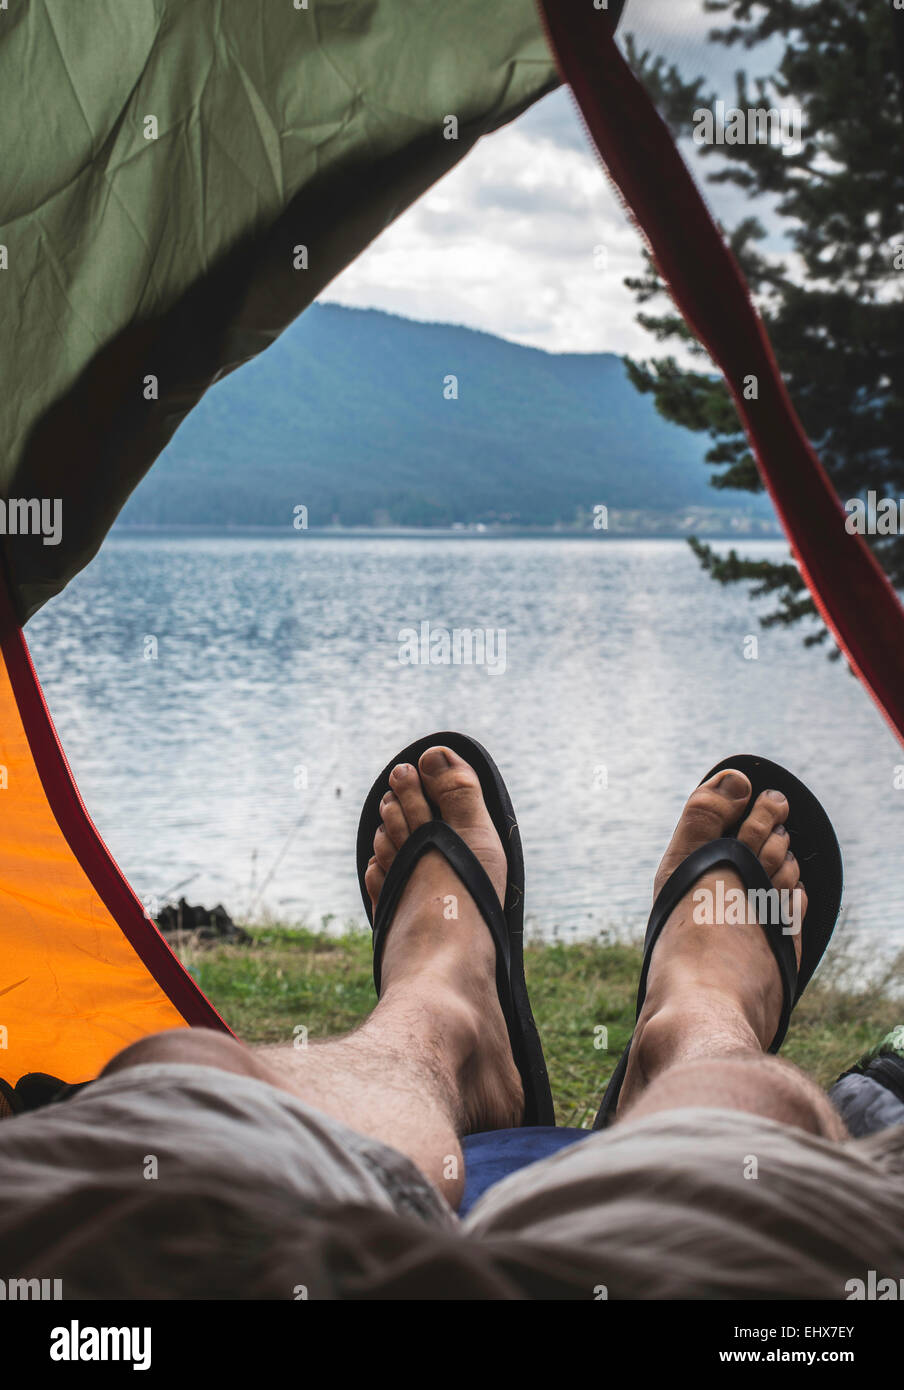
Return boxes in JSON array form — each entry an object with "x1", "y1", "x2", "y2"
[{"x1": 321, "y1": 0, "x2": 789, "y2": 357}]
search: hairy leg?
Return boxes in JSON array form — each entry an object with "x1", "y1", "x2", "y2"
[
  {"x1": 101, "y1": 1003, "x2": 471, "y2": 1204},
  {"x1": 102, "y1": 745, "x2": 523, "y2": 1209}
]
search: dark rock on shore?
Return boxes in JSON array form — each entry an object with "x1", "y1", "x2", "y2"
[{"x1": 156, "y1": 898, "x2": 250, "y2": 945}]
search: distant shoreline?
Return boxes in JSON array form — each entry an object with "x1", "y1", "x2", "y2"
[{"x1": 111, "y1": 523, "x2": 785, "y2": 543}]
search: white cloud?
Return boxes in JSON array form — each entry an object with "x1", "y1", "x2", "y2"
[
  {"x1": 322, "y1": 101, "x2": 658, "y2": 356},
  {"x1": 321, "y1": 3, "x2": 792, "y2": 356}
]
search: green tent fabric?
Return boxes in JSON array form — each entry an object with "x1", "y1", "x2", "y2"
[{"x1": 0, "y1": 0, "x2": 559, "y2": 619}]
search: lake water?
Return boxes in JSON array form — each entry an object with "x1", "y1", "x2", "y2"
[{"x1": 25, "y1": 535, "x2": 904, "y2": 962}]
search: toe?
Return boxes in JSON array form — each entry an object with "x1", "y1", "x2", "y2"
[
  {"x1": 373, "y1": 823, "x2": 396, "y2": 872},
  {"x1": 678, "y1": 769, "x2": 752, "y2": 844},
  {"x1": 771, "y1": 846, "x2": 799, "y2": 893},
  {"x1": 417, "y1": 746, "x2": 485, "y2": 828},
  {"x1": 759, "y1": 823, "x2": 789, "y2": 877},
  {"x1": 387, "y1": 762, "x2": 433, "y2": 833},
  {"x1": 416, "y1": 744, "x2": 508, "y2": 906},
  {"x1": 656, "y1": 768, "x2": 751, "y2": 894},
  {"x1": 379, "y1": 789, "x2": 411, "y2": 849},
  {"x1": 775, "y1": 864, "x2": 806, "y2": 968},
  {"x1": 737, "y1": 789, "x2": 789, "y2": 855},
  {"x1": 795, "y1": 881, "x2": 808, "y2": 929},
  {"x1": 364, "y1": 856, "x2": 385, "y2": 910}
]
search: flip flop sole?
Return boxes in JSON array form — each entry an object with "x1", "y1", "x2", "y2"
[{"x1": 356, "y1": 731, "x2": 555, "y2": 1128}]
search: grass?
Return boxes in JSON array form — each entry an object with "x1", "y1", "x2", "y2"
[{"x1": 177, "y1": 923, "x2": 904, "y2": 1128}]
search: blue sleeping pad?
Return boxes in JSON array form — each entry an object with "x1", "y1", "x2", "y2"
[{"x1": 461, "y1": 1126, "x2": 589, "y2": 1216}]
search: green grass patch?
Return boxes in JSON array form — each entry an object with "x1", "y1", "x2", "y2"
[{"x1": 180, "y1": 924, "x2": 903, "y2": 1128}]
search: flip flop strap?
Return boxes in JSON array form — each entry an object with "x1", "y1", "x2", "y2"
[
  {"x1": 371, "y1": 820, "x2": 513, "y2": 1012},
  {"x1": 636, "y1": 837, "x2": 799, "y2": 1053}
]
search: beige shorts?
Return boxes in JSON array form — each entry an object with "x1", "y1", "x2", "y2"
[{"x1": 1, "y1": 1062, "x2": 902, "y2": 1299}]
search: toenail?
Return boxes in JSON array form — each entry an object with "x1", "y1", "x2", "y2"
[
  {"x1": 421, "y1": 748, "x2": 450, "y2": 774},
  {"x1": 775, "y1": 823, "x2": 788, "y2": 837},
  {"x1": 713, "y1": 771, "x2": 749, "y2": 798},
  {"x1": 785, "y1": 849, "x2": 795, "y2": 861},
  {"x1": 381, "y1": 790, "x2": 396, "y2": 804},
  {"x1": 766, "y1": 788, "x2": 786, "y2": 802},
  {"x1": 392, "y1": 764, "x2": 410, "y2": 779}
]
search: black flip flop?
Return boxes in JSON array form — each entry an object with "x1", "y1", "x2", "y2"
[
  {"x1": 593, "y1": 754, "x2": 843, "y2": 1130},
  {"x1": 356, "y1": 731, "x2": 555, "y2": 1128}
]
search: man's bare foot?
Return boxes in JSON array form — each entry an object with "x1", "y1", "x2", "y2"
[
  {"x1": 364, "y1": 746, "x2": 523, "y2": 1134},
  {"x1": 618, "y1": 769, "x2": 808, "y2": 1115}
]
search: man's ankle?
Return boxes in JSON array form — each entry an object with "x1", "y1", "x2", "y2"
[{"x1": 626, "y1": 990, "x2": 763, "y2": 1102}]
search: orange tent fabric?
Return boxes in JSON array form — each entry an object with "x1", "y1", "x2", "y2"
[{"x1": 0, "y1": 566, "x2": 228, "y2": 1089}]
